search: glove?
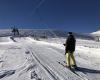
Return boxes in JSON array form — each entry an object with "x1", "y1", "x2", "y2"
[{"x1": 63, "y1": 44, "x2": 66, "y2": 46}]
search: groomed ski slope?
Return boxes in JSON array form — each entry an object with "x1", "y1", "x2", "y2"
[{"x1": 0, "y1": 37, "x2": 100, "y2": 80}]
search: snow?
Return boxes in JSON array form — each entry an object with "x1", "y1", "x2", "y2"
[
  {"x1": 91, "y1": 30, "x2": 100, "y2": 36},
  {"x1": 0, "y1": 36, "x2": 100, "y2": 80},
  {"x1": 0, "y1": 37, "x2": 14, "y2": 44}
]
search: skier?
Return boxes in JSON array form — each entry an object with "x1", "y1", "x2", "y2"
[
  {"x1": 64, "y1": 32, "x2": 77, "y2": 69},
  {"x1": 16, "y1": 28, "x2": 19, "y2": 35},
  {"x1": 12, "y1": 27, "x2": 16, "y2": 36},
  {"x1": 12, "y1": 27, "x2": 19, "y2": 36}
]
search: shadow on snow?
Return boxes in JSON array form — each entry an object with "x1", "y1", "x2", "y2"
[{"x1": 76, "y1": 67, "x2": 100, "y2": 74}]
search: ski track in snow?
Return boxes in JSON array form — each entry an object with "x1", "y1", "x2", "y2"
[
  {"x1": 0, "y1": 37, "x2": 100, "y2": 80},
  {"x1": 26, "y1": 44, "x2": 88, "y2": 80}
]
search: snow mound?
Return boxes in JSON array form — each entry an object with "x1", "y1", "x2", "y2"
[
  {"x1": 0, "y1": 37, "x2": 14, "y2": 44},
  {"x1": 27, "y1": 37, "x2": 64, "y2": 49},
  {"x1": 91, "y1": 30, "x2": 100, "y2": 36}
]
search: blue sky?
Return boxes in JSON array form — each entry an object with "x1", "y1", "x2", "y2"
[{"x1": 0, "y1": 0, "x2": 99, "y2": 33}]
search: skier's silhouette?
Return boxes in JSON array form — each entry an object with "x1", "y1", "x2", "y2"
[{"x1": 12, "y1": 27, "x2": 19, "y2": 36}]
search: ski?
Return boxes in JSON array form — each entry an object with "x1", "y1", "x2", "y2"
[
  {"x1": 57, "y1": 61, "x2": 79, "y2": 74},
  {"x1": 57, "y1": 61, "x2": 89, "y2": 80},
  {"x1": 63, "y1": 61, "x2": 87, "y2": 74},
  {"x1": 63, "y1": 61, "x2": 89, "y2": 80}
]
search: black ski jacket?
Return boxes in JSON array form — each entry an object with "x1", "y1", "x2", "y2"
[{"x1": 65, "y1": 34, "x2": 76, "y2": 53}]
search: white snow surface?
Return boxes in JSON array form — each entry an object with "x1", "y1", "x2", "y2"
[
  {"x1": 0, "y1": 37, "x2": 14, "y2": 44},
  {"x1": 91, "y1": 30, "x2": 100, "y2": 36},
  {"x1": 0, "y1": 37, "x2": 100, "y2": 80}
]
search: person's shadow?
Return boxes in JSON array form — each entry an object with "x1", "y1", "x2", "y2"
[{"x1": 76, "y1": 67, "x2": 100, "y2": 74}]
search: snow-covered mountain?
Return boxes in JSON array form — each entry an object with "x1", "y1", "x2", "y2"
[
  {"x1": 91, "y1": 30, "x2": 100, "y2": 36},
  {"x1": 0, "y1": 29, "x2": 67, "y2": 37},
  {"x1": 0, "y1": 29, "x2": 94, "y2": 40}
]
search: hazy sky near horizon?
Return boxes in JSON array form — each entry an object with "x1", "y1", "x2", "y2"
[{"x1": 0, "y1": 0, "x2": 99, "y2": 33}]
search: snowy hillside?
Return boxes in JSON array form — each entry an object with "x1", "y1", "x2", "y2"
[
  {"x1": 0, "y1": 29, "x2": 94, "y2": 40},
  {"x1": 0, "y1": 29, "x2": 67, "y2": 37},
  {"x1": 91, "y1": 30, "x2": 100, "y2": 36},
  {"x1": 0, "y1": 36, "x2": 100, "y2": 80}
]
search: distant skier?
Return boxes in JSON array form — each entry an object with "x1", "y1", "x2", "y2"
[
  {"x1": 12, "y1": 27, "x2": 19, "y2": 36},
  {"x1": 64, "y1": 32, "x2": 77, "y2": 69},
  {"x1": 16, "y1": 28, "x2": 19, "y2": 35},
  {"x1": 12, "y1": 27, "x2": 16, "y2": 36}
]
